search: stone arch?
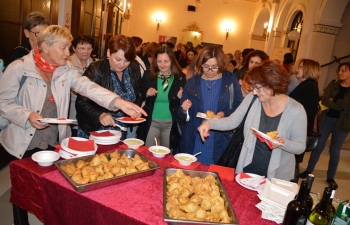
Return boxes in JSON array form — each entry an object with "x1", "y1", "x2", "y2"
[{"x1": 249, "y1": 5, "x2": 271, "y2": 50}]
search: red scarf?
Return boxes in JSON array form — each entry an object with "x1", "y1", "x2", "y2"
[{"x1": 33, "y1": 47, "x2": 58, "y2": 72}]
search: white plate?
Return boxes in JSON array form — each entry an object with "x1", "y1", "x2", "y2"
[
  {"x1": 115, "y1": 117, "x2": 146, "y2": 124},
  {"x1": 250, "y1": 127, "x2": 284, "y2": 147},
  {"x1": 235, "y1": 173, "x2": 266, "y2": 191},
  {"x1": 38, "y1": 118, "x2": 76, "y2": 124},
  {"x1": 196, "y1": 112, "x2": 216, "y2": 120},
  {"x1": 61, "y1": 137, "x2": 97, "y2": 155},
  {"x1": 89, "y1": 137, "x2": 120, "y2": 145},
  {"x1": 89, "y1": 130, "x2": 121, "y2": 141}
]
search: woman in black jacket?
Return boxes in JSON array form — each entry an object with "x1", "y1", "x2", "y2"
[
  {"x1": 289, "y1": 59, "x2": 320, "y2": 181},
  {"x1": 137, "y1": 46, "x2": 186, "y2": 151},
  {"x1": 76, "y1": 35, "x2": 143, "y2": 139}
]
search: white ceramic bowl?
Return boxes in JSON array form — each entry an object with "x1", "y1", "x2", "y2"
[
  {"x1": 174, "y1": 153, "x2": 197, "y2": 166},
  {"x1": 123, "y1": 138, "x2": 144, "y2": 149},
  {"x1": 148, "y1": 146, "x2": 171, "y2": 158},
  {"x1": 31, "y1": 151, "x2": 60, "y2": 166}
]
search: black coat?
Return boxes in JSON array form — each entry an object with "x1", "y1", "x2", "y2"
[
  {"x1": 8, "y1": 39, "x2": 32, "y2": 66},
  {"x1": 289, "y1": 78, "x2": 319, "y2": 135},
  {"x1": 137, "y1": 70, "x2": 186, "y2": 151},
  {"x1": 75, "y1": 57, "x2": 143, "y2": 134}
]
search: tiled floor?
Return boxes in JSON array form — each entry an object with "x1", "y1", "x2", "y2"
[{"x1": 0, "y1": 151, "x2": 349, "y2": 225}]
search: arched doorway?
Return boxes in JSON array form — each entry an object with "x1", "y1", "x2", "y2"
[
  {"x1": 250, "y1": 7, "x2": 270, "y2": 50},
  {"x1": 287, "y1": 11, "x2": 303, "y2": 61}
]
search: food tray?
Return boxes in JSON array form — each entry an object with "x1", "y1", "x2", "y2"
[
  {"x1": 54, "y1": 149, "x2": 160, "y2": 192},
  {"x1": 163, "y1": 168, "x2": 239, "y2": 225}
]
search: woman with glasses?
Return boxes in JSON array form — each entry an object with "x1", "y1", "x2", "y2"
[
  {"x1": 8, "y1": 11, "x2": 49, "y2": 65},
  {"x1": 198, "y1": 61, "x2": 307, "y2": 180},
  {"x1": 75, "y1": 34, "x2": 144, "y2": 139},
  {"x1": 68, "y1": 35, "x2": 94, "y2": 136},
  {"x1": 137, "y1": 46, "x2": 186, "y2": 150},
  {"x1": 178, "y1": 45, "x2": 243, "y2": 165}
]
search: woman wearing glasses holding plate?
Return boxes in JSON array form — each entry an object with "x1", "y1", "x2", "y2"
[
  {"x1": 198, "y1": 61, "x2": 307, "y2": 180},
  {"x1": 178, "y1": 45, "x2": 243, "y2": 165}
]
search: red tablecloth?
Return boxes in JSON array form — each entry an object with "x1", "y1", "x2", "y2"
[{"x1": 10, "y1": 143, "x2": 278, "y2": 225}]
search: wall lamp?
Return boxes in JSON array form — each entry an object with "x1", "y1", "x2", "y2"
[
  {"x1": 226, "y1": 28, "x2": 231, "y2": 40},
  {"x1": 263, "y1": 22, "x2": 269, "y2": 41},
  {"x1": 156, "y1": 18, "x2": 162, "y2": 31},
  {"x1": 124, "y1": 3, "x2": 131, "y2": 19}
]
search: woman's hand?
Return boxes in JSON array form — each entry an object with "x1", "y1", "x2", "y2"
[
  {"x1": 181, "y1": 99, "x2": 192, "y2": 111},
  {"x1": 115, "y1": 98, "x2": 147, "y2": 118},
  {"x1": 28, "y1": 112, "x2": 49, "y2": 129},
  {"x1": 214, "y1": 111, "x2": 224, "y2": 119},
  {"x1": 99, "y1": 112, "x2": 115, "y2": 127},
  {"x1": 146, "y1": 88, "x2": 158, "y2": 97},
  {"x1": 269, "y1": 136, "x2": 285, "y2": 149},
  {"x1": 198, "y1": 120, "x2": 211, "y2": 142},
  {"x1": 177, "y1": 87, "x2": 183, "y2": 99}
]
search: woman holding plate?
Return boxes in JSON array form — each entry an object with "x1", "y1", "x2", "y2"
[
  {"x1": 178, "y1": 45, "x2": 243, "y2": 165},
  {"x1": 198, "y1": 61, "x2": 307, "y2": 180},
  {"x1": 75, "y1": 34, "x2": 143, "y2": 139}
]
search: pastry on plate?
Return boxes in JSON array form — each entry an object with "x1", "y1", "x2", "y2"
[
  {"x1": 206, "y1": 110, "x2": 215, "y2": 119},
  {"x1": 266, "y1": 131, "x2": 278, "y2": 140}
]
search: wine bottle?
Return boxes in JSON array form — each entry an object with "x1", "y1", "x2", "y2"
[
  {"x1": 305, "y1": 174, "x2": 314, "y2": 214},
  {"x1": 327, "y1": 182, "x2": 338, "y2": 225},
  {"x1": 306, "y1": 187, "x2": 331, "y2": 225},
  {"x1": 282, "y1": 180, "x2": 309, "y2": 225}
]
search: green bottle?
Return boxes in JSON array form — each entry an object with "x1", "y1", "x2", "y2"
[
  {"x1": 306, "y1": 187, "x2": 331, "y2": 225},
  {"x1": 327, "y1": 182, "x2": 338, "y2": 225}
]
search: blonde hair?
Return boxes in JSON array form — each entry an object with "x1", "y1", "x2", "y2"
[
  {"x1": 37, "y1": 25, "x2": 73, "y2": 51},
  {"x1": 299, "y1": 59, "x2": 321, "y2": 80}
]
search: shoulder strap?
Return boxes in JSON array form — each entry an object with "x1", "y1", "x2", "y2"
[
  {"x1": 229, "y1": 83, "x2": 234, "y2": 109},
  {"x1": 241, "y1": 95, "x2": 257, "y2": 123}
]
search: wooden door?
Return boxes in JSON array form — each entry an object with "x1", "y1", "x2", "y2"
[{"x1": 0, "y1": 0, "x2": 58, "y2": 66}]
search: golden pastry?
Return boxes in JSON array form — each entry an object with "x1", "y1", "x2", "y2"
[{"x1": 266, "y1": 130, "x2": 278, "y2": 139}]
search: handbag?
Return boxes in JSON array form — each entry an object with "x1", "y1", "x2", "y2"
[{"x1": 216, "y1": 96, "x2": 257, "y2": 168}]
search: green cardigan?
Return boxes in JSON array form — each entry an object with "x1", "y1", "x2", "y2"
[{"x1": 319, "y1": 80, "x2": 350, "y2": 132}]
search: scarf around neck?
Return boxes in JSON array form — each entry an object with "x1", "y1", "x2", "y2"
[
  {"x1": 33, "y1": 47, "x2": 59, "y2": 72},
  {"x1": 158, "y1": 71, "x2": 172, "y2": 91}
]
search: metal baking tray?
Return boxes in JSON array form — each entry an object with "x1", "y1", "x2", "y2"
[
  {"x1": 54, "y1": 149, "x2": 160, "y2": 192},
  {"x1": 163, "y1": 168, "x2": 239, "y2": 225}
]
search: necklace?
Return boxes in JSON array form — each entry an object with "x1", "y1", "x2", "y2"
[
  {"x1": 43, "y1": 72, "x2": 55, "y2": 103},
  {"x1": 205, "y1": 80, "x2": 218, "y2": 90},
  {"x1": 203, "y1": 74, "x2": 219, "y2": 90}
]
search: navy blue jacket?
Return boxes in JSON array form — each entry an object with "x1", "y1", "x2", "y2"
[{"x1": 178, "y1": 71, "x2": 243, "y2": 163}]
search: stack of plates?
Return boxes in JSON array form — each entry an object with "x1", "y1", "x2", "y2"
[
  {"x1": 256, "y1": 179, "x2": 299, "y2": 224},
  {"x1": 89, "y1": 130, "x2": 121, "y2": 145},
  {"x1": 59, "y1": 137, "x2": 98, "y2": 159}
]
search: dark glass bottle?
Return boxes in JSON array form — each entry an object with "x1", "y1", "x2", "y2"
[
  {"x1": 305, "y1": 174, "x2": 314, "y2": 214},
  {"x1": 282, "y1": 180, "x2": 309, "y2": 225},
  {"x1": 327, "y1": 182, "x2": 338, "y2": 225},
  {"x1": 306, "y1": 187, "x2": 331, "y2": 225}
]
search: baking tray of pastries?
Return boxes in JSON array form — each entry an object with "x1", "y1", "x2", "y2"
[
  {"x1": 163, "y1": 168, "x2": 239, "y2": 225},
  {"x1": 54, "y1": 149, "x2": 160, "y2": 192}
]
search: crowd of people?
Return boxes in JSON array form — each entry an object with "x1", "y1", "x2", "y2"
[{"x1": 1, "y1": 10, "x2": 350, "y2": 225}]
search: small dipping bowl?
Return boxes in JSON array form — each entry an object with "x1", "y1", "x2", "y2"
[
  {"x1": 148, "y1": 146, "x2": 171, "y2": 158},
  {"x1": 31, "y1": 151, "x2": 60, "y2": 166},
  {"x1": 123, "y1": 138, "x2": 144, "y2": 149},
  {"x1": 174, "y1": 153, "x2": 197, "y2": 166}
]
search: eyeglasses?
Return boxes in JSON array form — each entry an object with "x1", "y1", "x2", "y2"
[
  {"x1": 202, "y1": 64, "x2": 219, "y2": 72},
  {"x1": 76, "y1": 47, "x2": 93, "y2": 52},
  {"x1": 250, "y1": 84, "x2": 266, "y2": 93},
  {"x1": 29, "y1": 30, "x2": 41, "y2": 37}
]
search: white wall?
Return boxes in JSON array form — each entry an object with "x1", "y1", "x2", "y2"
[{"x1": 121, "y1": 0, "x2": 257, "y2": 54}]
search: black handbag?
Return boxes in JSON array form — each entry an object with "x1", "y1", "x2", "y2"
[{"x1": 217, "y1": 96, "x2": 257, "y2": 168}]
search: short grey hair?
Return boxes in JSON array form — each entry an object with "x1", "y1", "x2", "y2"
[{"x1": 37, "y1": 25, "x2": 73, "y2": 51}]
